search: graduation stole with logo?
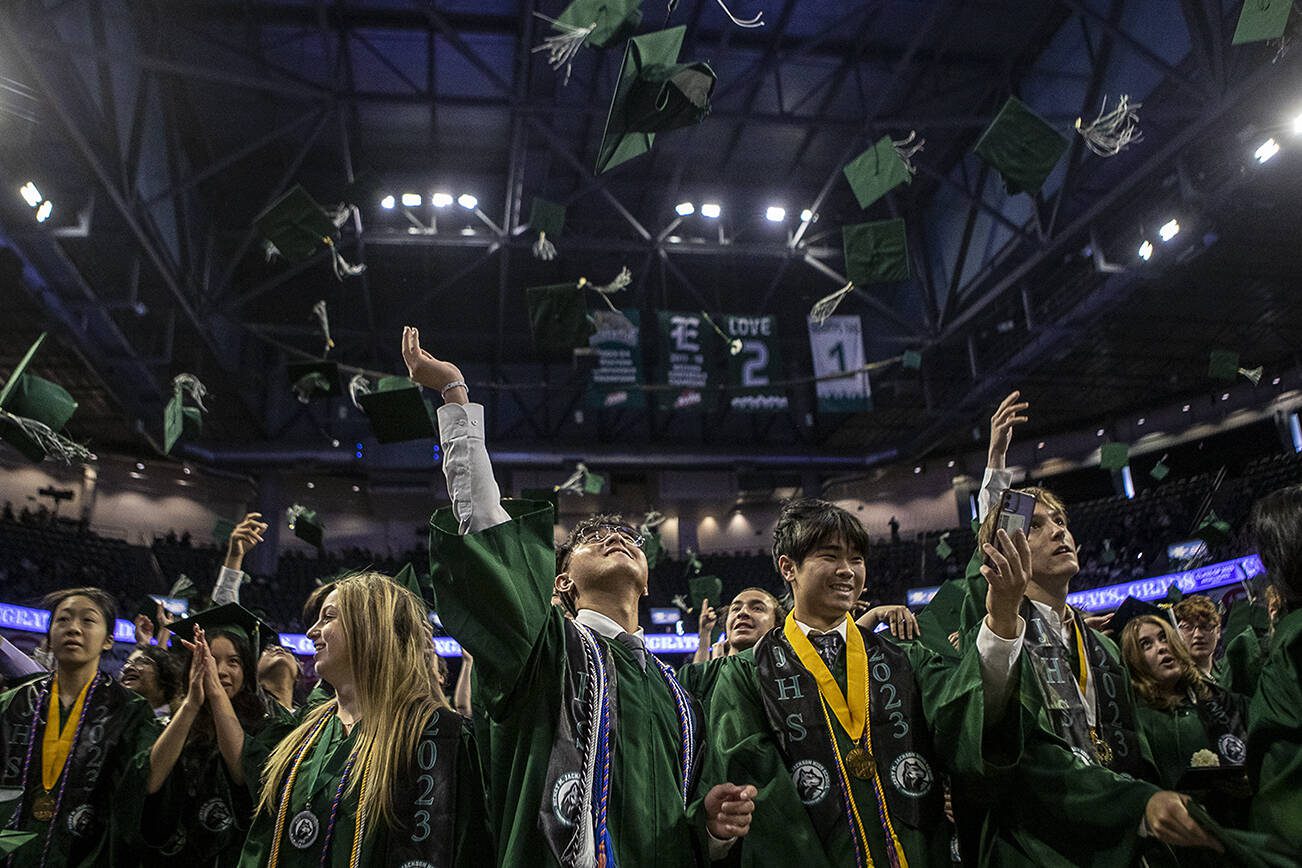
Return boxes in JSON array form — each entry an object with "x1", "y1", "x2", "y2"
[
  {"x1": 1021, "y1": 600, "x2": 1143, "y2": 776},
  {"x1": 1191, "y1": 682, "x2": 1248, "y2": 766},
  {"x1": 755, "y1": 616, "x2": 941, "y2": 868}
]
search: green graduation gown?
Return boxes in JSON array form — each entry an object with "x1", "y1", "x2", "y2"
[
  {"x1": 1218, "y1": 626, "x2": 1267, "y2": 697},
  {"x1": 428, "y1": 500, "x2": 702, "y2": 868},
  {"x1": 677, "y1": 657, "x2": 731, "y2": 717},
  {"x1": 694, "y1": 631, "x2": 991, "y2": 867},
  {"x1": 1136, "y1": 691, "x2": 1249, "y2": 792},
  {"x1": 237, "y1": 707, "x2": 490, "y2": 867},
  {"x1": 1246, "y1": 608, "x2": 1302, "y2": 853},
  {"x1": 0, "y1": 672, "x2": 159, "y2": 868}
]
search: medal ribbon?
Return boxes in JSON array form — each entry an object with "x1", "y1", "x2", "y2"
[
  {"x1": 1070, "y1": 616, "x2": 1092, "y2": 705},
  {"x1": 783, "y1": 613, "x2": 868, "y2": 740},
  {"x1": 40, "y1": 674, "x2": 92, "y2": 791}
]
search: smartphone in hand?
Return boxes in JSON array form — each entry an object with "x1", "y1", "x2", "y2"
[{"x1": 996, "y1": 489, "x2": 1037, "y2": 539}]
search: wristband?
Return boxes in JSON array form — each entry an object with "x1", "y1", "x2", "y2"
[{"x1": 440, "y1": 379, "x2": 468, "y2": 398}]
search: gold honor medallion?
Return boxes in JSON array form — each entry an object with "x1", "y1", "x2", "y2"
[
  {"x1": 32, "y1": 791, "x2": 55, "y2": 822},
  {"x1": 845, "y1": 747, "x2": 876, "y2": 780},
  {"x1": 1089, "y1": 728, "x2": 1114, "y2": 766}
]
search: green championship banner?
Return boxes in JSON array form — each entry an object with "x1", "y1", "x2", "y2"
[
  {"x1": 724, "y1": 314, "x2": 788, "y2": 412},
  {"x1": 586, "y1": 309, "x2": 645, "y2": 410},
  {"x1": 807, "y1": 314, "x2": 873, "y2": 413},
  {"x1": 658, "y1": 311, "x2": 714, "y2": 412}
]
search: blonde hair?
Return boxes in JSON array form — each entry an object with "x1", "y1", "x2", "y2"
[
  {"x1": 977, "y1": 486, "x2": 1069, "y2": 550},
  {"x1": 256, "y1": 572, "x2": 449, "y2": 828},
  {"x1": 1120, "y1": 615, "x2": 1209, "y2": 711}
]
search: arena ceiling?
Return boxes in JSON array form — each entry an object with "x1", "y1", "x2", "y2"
[{"x1": 0, "y1": 0, "x2": 1300, "y2": 479}]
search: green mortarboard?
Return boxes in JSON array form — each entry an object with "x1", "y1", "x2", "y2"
[
  {"x1": 915, "y1": 580, "x2": 967, "y2": 659},
  {"x1": 974, "y1": 96, "x2": 1068, "y2": 195},
  {"x1": 167, "y1": 602, "x2": 280, "y2": 653},
  {"x1": 1209, "y1": 349, "x2": 1240, "y2": 381},
  {"x1": 287, "y1": 361, "x2": 342, "y2": 402},
  {"x1": 0, "y1": 831, "x2": 37, "y2": 857},
  {"x1": 527, "y1": 283, "x2": 595, "y2": 356},
  {"x1": 254, "y1": 185, "x2": 339, "y2": 264},
  {"x1": 520, "y1": 487, "x2": 561, "y2": 524},
  {"x1": 1232, "y1": 0, "x2": 1292, "y2": 45},
  {"x1": 356, "y1": 376, "x2": 437, "y2": 443},
  {"x1": 843, "y1": 135, "x2": 914, "y2": 211},
  {"x1": 583, "y1": 469, "x2": 606, "y2": 495},
  {"x1": 287, "y1": 504, "x2": 325, "y2": 548},
  {"x1": 688, "y1": 575, "x2": 723, "y2": 612},
  {"x1": 557, "y1": 0, "x2": 643, "y2": 49},
  {"x1": 843, "y1": 218, "x2": 911, "y2": 285},
  {"x1": 529, "y1": 198, "x2": 567, "y2": 239},
  {"x1": 0, "y1": 333, "x2": 83, "y2": 463},
  {"x1": 596, "y1": 26, "x2": 716, "y2": 174},
  {"x1": 1109, "y1": 595, "x2": 1167, "y2": 638},
  {"x1": 163, "y1": 397, "x2": 202, "y2": 456},
  {"x1": 392, "y1": 562, "x2": 432, "y2": 607},
  {"x1": 934, "y1": 536, "x2": 953, "y2": 560},
  {"x1": 902, "y1": 350, "x2": 923, "y2": 371},
  {"x1": 1224, "y1": 594, "x2": 1270, "y2": 642},
  {"x1": 1197, "y1": 511, "x2": 1232, "y2": 547},
  {"x1": 1150, "y1": 458, "x2": 1170, "y2": 481},
  {"x1": 1099, "y1": 441, "x2": 1130, "y2": 471},
  {"x1": 642, "y1": 528, "x2": 664, "y2": 571},
  {"x1": 1164, "y1": 583, "x2": 1186, "y2": 605}
]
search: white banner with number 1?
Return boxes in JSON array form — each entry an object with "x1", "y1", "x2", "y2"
[{"x1": 807, "y1": 314, "x2": 872, "y2": 413}]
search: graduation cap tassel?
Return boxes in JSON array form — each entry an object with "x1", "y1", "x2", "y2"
[
  {"x1": 348, "y1": 373, "x2": 373, "y2": 410},
  {"x1": 700, "y1": 310, "x2": 743, "y2": 356},
  {"x1": 311, "y1": 300, "x2": 336, "y2": 356},
  {"x1": 0, "y1": 410, "x2": 95, "y2": 464},
  {"x1": 171, "y1": 374, "x2": 209, "y2": 413},
  {"x1": 532, "y1": 229, "x2": 558, "y2": 261},
  {"x1": 323, "y1": 237, "x2": 366, "y2": 280},
  {"x1": 1074, "y1": 94, "x2": 1142, "y2": 157},
  {"x1": 286, "y1": 504, "x2": 309, "y2": 532},
  {"x1": 531, "y1": 13, "x2": 597, "y2": 86},
  {"x1": 809, "y1": 282, "x2": 855, "y2": 326},
  {"x1": 554, "y1": 462, "x2": 589, "y2": 495},
  {"x1": 592, "y1": 266, "x2": 632, "y2": 296},
  {"x1": 892, "y1": 131, "x2": 925, "y2": 174},
  {"x1": 640, "y1": 510, "x2": 666, "y2": 533},
  {"x1": 712, "y1": 0, "x2": 765, "y2": 28},
  {"x1": 326, "y1": 204, "x2": 353, "y2": 229},
  {"x1": 1239, "y1": 366, "x2": 1264, "y2": 386}
]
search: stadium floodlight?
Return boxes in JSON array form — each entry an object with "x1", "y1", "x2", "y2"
[
  {"x1": 700, "y1": 202, "x2": 721, "y2": 219},
  {"x1": 675, "y1": 201, "x2": 695, "y2": 217},
  {"x1": 401, "y1": 193, "x2": 422, "y2": 207},
  {"x1": 380, "y1": 195, "x2": 396, "y2": 209},
  {"x1": 1255, "y1": 138, "x2": 1280, "y2": 163},
  {"x1": 800, "y1": 209, "x2": 814, "y2": 222},
  {"x1": 1138, "y1": 240, "x2": 1154, "y2": 261},
  {"x1": 1158, "y1": 219, "x2": 1180, "y2": 242},
  {"x1": 35, "y1": 200, "x2": 52, "y2": 223},
  {"x1": 765, "y1": 206, "x2": 786, "y2": 223},
  {"x1": 431, "y1": 192, "x2": 454, "y2": 208},
  {"x1": 19, "y1": 182, "x2": 41, "y2": 208},
  {"x1": 457, "y1": 194, "x2": 478, "y2": 210}
]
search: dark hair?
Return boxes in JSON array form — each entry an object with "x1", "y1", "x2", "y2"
[
  {"x1": 42, "y1": 587, "x2": 117, "y2": 636},
  {"x1": 555, "y1": 513, "x2": 635, "y2": 575},
  {"x1": 185, "y1": 627, "x2": 272, "y2": 737},
  {"x1": 131, "y1": 644, "x2": 182, "y2": 703},
  {"x1": 729, "y1": 586, "x2": 786, "y2": 620},
  {"x1": 771, "y1": 498, "x2": 871, "y2": 574},
  {"x1": 1250, "y1": 483, "x2": 1302, "y2": 614}
]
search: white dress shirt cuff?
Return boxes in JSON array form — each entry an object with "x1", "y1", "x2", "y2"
[
  {"x1": 977, "y1": 467, "x2": 1015, "y2": 522},
  {"x1": 437, "y1": 402, "x2": 510, "y2": 535},
  {"x1": 211, "y1": 566, "x2": 244, "y2": 606},
  {"x1": 707, "y1": 830, "x2": 737, "y2": 861}
]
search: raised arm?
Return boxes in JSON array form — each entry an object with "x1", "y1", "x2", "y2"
[
  {"x1": 403, "y1": 326, "x2": 510, "y2": 535},
  {"x1": 978, "y1": 391, "x2": 1029, "y2": 522},
  {"x1": 147, "y1": 638, "x2": 207, "y2": 793},
  {"x1": 212, "y1": 512, "x2": 268, "y2": 605}
]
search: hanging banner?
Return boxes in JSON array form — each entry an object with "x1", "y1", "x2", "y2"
[
  {"x1": 725, "y1": 314, "x2": 787, "y2": 412},
  {"x1": 586, "y1": 309, "x2": 645, "y2": 410},
  {"x1": 807, "y1": 314, "x2": 872, "y2": 413},
  {"x1": 658, "y1": 310, "x2": 713, "y2": 412}
]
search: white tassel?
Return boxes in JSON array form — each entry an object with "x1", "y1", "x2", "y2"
[
  {"x1": 286, "y1": 504, "x2": 310, "y2": 532},
  {"x1": 892, "y1": 131, "x2": 925, "y2": 174},
  {"x1": 700, "y1": 311, "x2": 742, "y2": 355},
  {"x1": 262, "y1": 240, "x2": 281, "y2": 263},
  {"x1": 713, "y1": 0, "x2": 764, "y2": 28},
  {"x1": 532, "y1": 230, "x2": 558, "y2": 261},
  {"x1": 593, "y1": 266, "x2": 632, "y2": 296},
  {"x1": 171, "y1": 374, "x2": 209, "y2": 413},
  {"x1": 640, "y1": 510, "x2": 667, "y2": 533},
  {"x1": 0, "y1": 411, "x2": 95, "y2": 464},
  {"x1": 312, "y1": 300, "x2": 335, "y2": 355},
  {"x1": 326, "y1": 204, "x2": 353, "y2": 229},
  {"x1": 348, "y1": 373, "x2": 372, "y2": 410},
  {"x1": 810, "y1": 282, "x2": 855, "y2": 325},
  {"x1": 531, "y1": 13, "x2": 596, "y2": 87},
  {"x1": 1239, "y1": 366, "x2": 1264, "y2": 386},
  {"x1": 1075, "y1": 95, "x2": 1142, "y2": 157},
  {"x1": 554, "y1": 462, "x2": 589, "y2": 495}
]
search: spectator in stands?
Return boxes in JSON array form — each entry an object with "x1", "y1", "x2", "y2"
[
  {"x1": 1174, "y1": 595, "x2": 1224, "y2": 681},
  {"x1": 241, "y1": 572, "x2": 491, "y2": 865},
  {"x1": 1120, "y1": 615, "x2": 1248, "y2": 799},
  {"x1": 889, "y1": 514, "x2": 901, "y2": 543},
  {"x1": 120, "y1": 644, "x2": 181, "y2": 719},
  {"x1": 143, "y1": 605, "x2": 279, "y2": 863},
  {"x1": 1245, "y1": 484, "x2": 1302, "y2": 852},
  {"x1": 0, "y1": 587, "x2": 160, "y2": 866}
]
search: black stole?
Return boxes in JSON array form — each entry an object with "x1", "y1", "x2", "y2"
[
  {"x1": 384, "y1": 707, "x2": 464, "y2": 865},
  {"x1": 1020, "y1": 600, "x2": 1144, "y2": 776},
  {"x1": 1194, "y1": 683, "x2": 1248, "y2": 766},
  {"x1": 752, "y1": 625, "x2": 943, "y2": 853},
  {"x1": 1, "y1": 673, "x2": 134, "y2": 845}
]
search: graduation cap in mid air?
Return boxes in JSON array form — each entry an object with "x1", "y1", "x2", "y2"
[
  {"x1": 1208, "y1": 350, "x2": 1263, "y2": 384},
  {"x1": 527, "y1": 283, "x2": 596, "y2": 357},
  {"x1": 1232, "y1": 0, "x2": 1292, "y2": 45},
  {"x1": 595, "y1": 26, "x2": 717, "y2": 174},
  {"x1": 0, "y1": 333, "x2": 93, "y2": 464},
  {"x1": 974, "y1": 96, "x2": 1069, "y2": 196},
  {"x1": 287, "y1": 360, "x2": 342, "y2": 403},
  {"x1": 842, "y1": 133, "x2": 923, "y2": 211},
  {"x1": 689, "y1": 574, "x2": 723, "y2": 613},
  {"x1": 254, "y1": 185, "x2": 364, "y2": 279},
  {"x1": 287, "y1": 504, "x2": 325, "y2": 549},
  {"x1": 1099, "y1": 442, "x2": 1130, "y2": 472},
  {"x1": 843, "y1": 218, "x2": 911, "y2": 286},
  {"x1": 352, "y1": 375, "x2": 437, "y2": 443},
  {"x1": 163, "y1": 374, "x2": 208, "y2": 455},
  {"x1": 529, "y1": 198, "x2": 567, "y2": 261}
]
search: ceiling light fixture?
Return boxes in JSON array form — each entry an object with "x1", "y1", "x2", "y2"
[
  {"x1": 700, "y1": 202, "x2": 721, "y2": 219},
  {"x1": 401, "y1": 193, "x2": 422, "y2": 208},
  {"x1": 35, "y1": 200, "x2": 52, "y2": 223},
  {"x1": 457, "y1": 193, "x2": 478, "y2": 210},
  {"x1": 1158, "y1": 219, "x2": 1180, "y2": 242},
  {"x1": 1255, "y1": 138, "x2": 1281, "y2": 163},
  {"x1": 431, "y1": 192, "x2": 454, "y2": 208},
  {"x1": 800, "y1": 209, "x2": 814, "y2": 222},
  {"x1": 1138, "y1": 240, "x2": 1154, "y2": 261},
  {"x1": 765, "y1": 206, "x2": 786, "y2": 223},
  {"x1": 19, "y1": 182, "x2": 41, "y2": 208},
  {"x1": 380, "y1": 195, "x2": 395, "y2": 209},
  {"x1": 675, "y1": 201, "x2": 695, "y2": 217}
]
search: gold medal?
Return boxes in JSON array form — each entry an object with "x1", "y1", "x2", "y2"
[
  {"x1": 1089, "y1": 727, "x2": 1114, "y2": 766},
  {"x1": 32, "y1": 791, "x2": 55, "y2": 822},
  {"x1": 845, "y1": 746, "x2": 875, "y2": 780}
]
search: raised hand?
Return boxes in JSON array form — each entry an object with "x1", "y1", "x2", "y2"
[
  {"x1": 698, "y1": 598, "x2": 718, "y2": 637},
  {"x1": 857, "y1": 604, "x2": 920, "y2": 640},
  {"x1": 224, "y1": 512, "x2": 269, "y2": 571},
  {"x1": 1144, "y1": 791, "x2": 1222, "y2": 852},
  {"x1": 982, "y1": 528, "x2": 1032, "y2": 639},
  {"x1": 134, "y1": 613, "x2": 155, "y2": 646},
  {"x1": 401, "y1": 326, "x2": 466, "y2": 401},
  {"x1": 705, "y1": 783, "x2": 757, "y2": 840},
  {"x1": 988, "y1": 390, "x2": 1030, "y2": 469}
]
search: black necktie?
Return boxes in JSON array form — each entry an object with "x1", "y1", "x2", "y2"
[
  {"x1": 615, "y1": 631, "x2": 647, "y2": 672},
  {"x1": 809, "y1": 631, "x2": 844, "y2": 668}
]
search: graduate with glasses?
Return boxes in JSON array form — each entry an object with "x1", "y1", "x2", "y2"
[
  {"x1": 403, "y1": 326, "x2": 755, "y2": 866},
  {"x1": 0, "y1": 587, "x2": 159, "y2": 867}
]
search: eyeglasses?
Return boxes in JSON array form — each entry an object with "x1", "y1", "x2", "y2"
[
  {"x1": 574, "y1": 523, "x2": 645, "y2": 550},
  {"x1": 1177, "y1": 621, "x2": 1217, "y2": 634}
]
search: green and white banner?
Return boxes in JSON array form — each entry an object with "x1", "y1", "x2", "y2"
[
  {"x1": 586, "y1": 309, "x2": 645, "y2": 410},
  {"x1": 658, "y1": 310, "x2": 713, "y2": 412},
  {"x1": 807, "y1": 314, "x2": 873, "y2": 413},
  {"x1": 724, "y1": 314, "x2": 787, "y2": 412}
]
